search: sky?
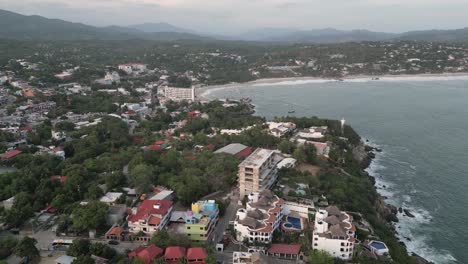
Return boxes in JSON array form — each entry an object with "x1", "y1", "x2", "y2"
[{"x1": 1, "y1": 0, "x2": 468, "y2": 34}]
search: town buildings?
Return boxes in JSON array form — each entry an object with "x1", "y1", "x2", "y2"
[
  {"x1": 238, "y1": 148, "x2": 283, "y2": 197},
  {"x1": 234, "y1": 190, "x2": 284, "y2": 244},
  {"x1": 266, "y1": 122, "x2": 296, "y2": 137},
  {"x1": 312, "y1": 206, "x2": 356, "y2": 260},
  {"x1": 214, "y1": 143, "x2": 253, "y2": 159},
  {"x1": 128, "y1": 200, "x2": 173, "y2": 238},
  {"x1": 118, "y1": 63, "x2": 147, "y2": 75},
  {"x1": 185, "y1": 200, "x2": 219, "y2": 241},
  {"x1": 160, "y1": 86, "x2": 195, "y2": 101}
]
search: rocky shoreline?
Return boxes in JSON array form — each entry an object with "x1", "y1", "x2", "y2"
[{"x1": 356, "y1": 142, "x2": 434, "y2": 264}]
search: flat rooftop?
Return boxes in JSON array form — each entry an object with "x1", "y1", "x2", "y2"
[
  {"x1": 214, "y1": 143, "x2": 248, "y2": 155},
  {"x1": 239, "y1": 148, "x2": 276, "y2": 168}
]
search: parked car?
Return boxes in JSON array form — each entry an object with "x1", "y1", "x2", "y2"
[{"x1": 108, "y1": 240, "x2": 120, "y2": 245}]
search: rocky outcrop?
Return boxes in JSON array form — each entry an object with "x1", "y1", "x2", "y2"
[{"x1": 376, "y1": 197, "x2": 399, "y2": 223}]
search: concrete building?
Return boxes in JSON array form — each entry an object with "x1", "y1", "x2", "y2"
[
  {"x1": 185, "y1": 200, "x2": 219, "y2": 241},
  {"x1": 312, "y1": 206, "x2": 356, "y2": 260},
  {"x1": 214, "y1": 143, "x2": 253, "y2": 159},
  {"x1": 232, "y1": 252, "x2": 266, "y2": 264},
  {"x1": 283, "y1": 200, "x2": 315, "y2": 219},
  {"x1": 118, "y1": 63, "x2": 147, "y2": 75},
  {"x1": 266, "y1": 122, "x2": 296, "y2": 138},
  {"x1": 128, "y1": 200, "x2": 173, "y2": 238},
  {"x1": 161, "y1": 86, "x2": 195, "y2": 101},
  {"x1": 238, "y1": 148, "x2": 283, "y2": 197},
  {"x1": 234, "y1": 190, "x2": 284, "y2": 244}
]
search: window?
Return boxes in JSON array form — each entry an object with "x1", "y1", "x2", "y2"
[{"x1": 314, "y1": 243, "x2": 318, "y2": 247}]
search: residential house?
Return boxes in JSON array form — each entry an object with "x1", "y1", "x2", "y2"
[
  {"x1": 232, "y1": 252, "x2": 266, "y2": 264},
  {"x1": 267, "y1": 244, "x2": 303, "y2": 260},
  {"x1": 234, "y1": 190, "x2": 284, "y2": 244},
  {"x1": 185, "y1": 200, "x2": 219, "y2": 241},
  {"x1": 128, "y1": 245, "x2": 163, "y2": 264},
  {"x1": 266, "y1": 122, "x2": 296, "y2": 138},
  {"x1": 128, "y1": 200, "x2": 173, "y2": 239},
  {"x1": 99, "y1": 192, "x2": 123, "y2": 205},
  {"x1": 187, "y1": 247, "x2": 208, "y2": 264},
  {"x1": 312, "y1": 206, "x2": 356, "y2": 260},
  {"x1": 164, "y1": 246, "x2": 186, "y2": 264}
]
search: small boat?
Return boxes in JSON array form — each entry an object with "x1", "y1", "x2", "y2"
[
  {"x1": 288, "y1": 110, "x2": 296, "y2": 114},
  {"x1": 372, "y1": 77, "x2": 380, "y2": 81}
]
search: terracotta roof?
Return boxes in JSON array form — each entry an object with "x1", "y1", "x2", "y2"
[
  {"x1": 128, "y1": 200, "x2": 173, "y2": 223},
  {"x1": 107, "y1": 226, "x2": 124, "y2": 236},
  {"x1": 268, "y1": 244, "x2": 301, "y2": 255},
  {"x1": 146, "y1": 145, "x2": 161, "y2": 151},
  {"x1": 129, "y1": 245, "x2": 163, "y2": 264},
  {"x1": 148, "y1": 215, "x2": 161, "y2": 225},
  {"x1": 165, "y1": 246, "x2": 186, "y2": 259},
  {"x1": 50, "y1": 175, "x2": 67, "y2": 183},
  {"x1": 1, "y1": 149, "x2": 22, "y2": 159},
  {"x1": 187, "y1": 247, "x2": 207, "y2": 260}
]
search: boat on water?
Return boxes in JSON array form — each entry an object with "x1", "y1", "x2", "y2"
[
  {"x1": 288, "y1": 110, "x2": 296, "y2": 114},
  {"x1": 372, "y1": 77, "x2": 380, "y2": 80}
]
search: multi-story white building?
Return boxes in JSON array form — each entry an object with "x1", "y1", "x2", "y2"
[
  {"x1": 234, "y1": 190, "x2": 284, "y2": 244},
  {"x1": 118, "y1": 63, "x2": 147, "y2": 75},
  {"x1": 128, "y1": 200, "x2": 173, "y2": 237},
  {"x1": 104, "y1": 71, "x2": 120, "y2": 84},
  {"x1": 238, "y1": 148, "x2": 283, "y2": 197},
  {"x1": 160, "y1": 86, "x2": 195, "y2": 101},
  {"x1": 312, "y1": 206, "x2": 356, "y2": 260},
  {"x1": 266, "y1": 122, "x2": 296, "y2": 138}
]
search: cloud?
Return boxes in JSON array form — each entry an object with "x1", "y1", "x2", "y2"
[{"x1": 0, "y1": 0, "x2": 467, "y2": 34}]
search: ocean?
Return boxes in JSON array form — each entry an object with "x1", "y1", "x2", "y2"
[{"x1": 203, "y1": 76, "x2": 468, "y2": 264}]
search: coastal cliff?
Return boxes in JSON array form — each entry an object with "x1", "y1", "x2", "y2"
[{"x1": 353, "y1": 142, "x2": 433, "y2": 264}]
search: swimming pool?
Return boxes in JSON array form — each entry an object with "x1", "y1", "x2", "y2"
[
  {"x1": 286, "y1": 216, "x2": 302, "y2": 230},
  {"x1": 370, "y1": 241, "x2": 387, "y2": 250}
]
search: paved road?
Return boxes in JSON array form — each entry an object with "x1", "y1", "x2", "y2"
[{"x1": 212, "y1": 200, "x2": 239, "y2": 244}]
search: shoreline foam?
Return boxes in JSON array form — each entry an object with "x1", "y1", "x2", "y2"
[{"x1": 197, "y1": 72, "x2": 468, "y2": 99}]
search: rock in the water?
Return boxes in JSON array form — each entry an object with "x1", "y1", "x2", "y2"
[
  {"x1": 398, "y1": 207, "x2": 403, "y2": 213},
  {"x1": 404, "y1": 209, "x2": 415, "y2": 218}
]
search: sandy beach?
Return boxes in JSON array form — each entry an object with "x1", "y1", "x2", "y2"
[{"x1": 197, "y1": 72, "x2": 468, "y2": 99}]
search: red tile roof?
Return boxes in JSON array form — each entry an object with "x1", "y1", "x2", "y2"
[
  {"x1": 1, "y1": 149, "x2": 22, "y2": 159},
  {"x1": 187, "y1": 247, "x2": 207, "y2": 262},
  {"x1": 107, "y1": 226, "x2": 124, "y2": 236},
  {"x1": 128, "y1": 200, "x2": 173, "y2": 223},
  {"x1": 268, "y1": 244, "x2": 301, "y2": 255},
  {"x1": 146, "y1": 145, "x2": 161, "y2": 151},
  {"x1": 235, "y1": 147, "x2": 253, "y2": 159},
  {"x1": 165, "y1": 246, "x2": 186, "y2": 261},
  {"x1": 50, "y1": 175, "x2": 67, "y2": 183},
  {"x1": 129, "y1": 246, "x2": 145, "y2": 257},
  {"x1": 129, "y1": 245, "x2": 163, "y2": 264}
]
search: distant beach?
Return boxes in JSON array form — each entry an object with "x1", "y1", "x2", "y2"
[{"x1": 197, "y1": 72, "x2": 468, "y2": 99}]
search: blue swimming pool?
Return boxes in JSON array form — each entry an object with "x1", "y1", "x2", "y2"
[
  {"x1": 287, "y1": 216, "x2": 302, "y2": 229},
  {"x1": 370, "y1": 241, "x2": 387, "y2": 250}
]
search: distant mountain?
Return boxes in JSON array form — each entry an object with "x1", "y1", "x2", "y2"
[
  {"x1": 239, "y1": 28, "x2": 396, "y2": 43},
  {"x1": 0, "y1": 9, "x2": 209, "y2": 41},
  {"x1": 129, "y1": 22, "x2": 194, "y2": 33},
  {"x1": 398, "y1": 28, "x2": 468, "y2": 42},
  {"x1": 2, "y1": 9, "x2": 468, "y2": 43},
  {"x1": 236, "y1": 27, "x2": 302, "y2": 41}
]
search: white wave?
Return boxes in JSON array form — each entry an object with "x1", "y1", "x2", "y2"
[
  {"x1": 367, "y1": 150, "x2": 458, "y2": 263},
  {"x1": 396, "y1": 206, "x2": 458, "y2": 264},
  {"x1": 252, "y1": 79, "x2": 337, "y2": 87}
]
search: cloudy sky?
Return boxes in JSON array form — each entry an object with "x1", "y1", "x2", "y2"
[{"x1": 1, "y1": 0, "x2": 468, "y2": 34}]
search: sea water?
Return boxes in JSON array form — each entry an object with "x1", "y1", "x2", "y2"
[{"x1": 204, "y1": 76, "x2": 468, "y2": 264}]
